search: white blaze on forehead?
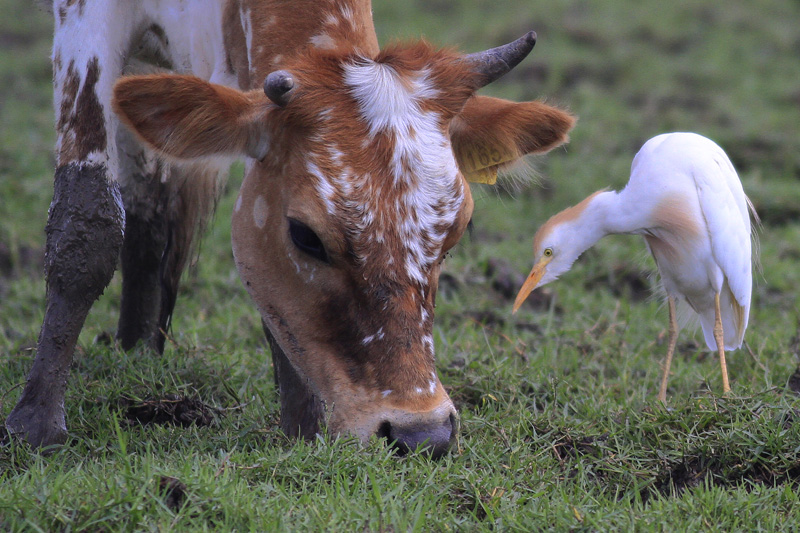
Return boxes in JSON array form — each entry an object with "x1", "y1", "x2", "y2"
[
  {"x1": 343, "y1": 62, "x2": 439, "y2": 138},
  {"x1": 341, "y1": 59, "x2": 463, "y2": 285}
]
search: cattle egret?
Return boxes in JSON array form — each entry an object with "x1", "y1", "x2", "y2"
[{"x1": 513, "y1": 132, "x2": 757, "y2": 401}]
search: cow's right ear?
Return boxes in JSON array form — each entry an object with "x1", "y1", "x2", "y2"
[
  {"x1": 113, "y1": 74, "x2": 271, "y2": 161},
  {"x1": 450, "y1": 95, "x2": 575, "y2": 184}
]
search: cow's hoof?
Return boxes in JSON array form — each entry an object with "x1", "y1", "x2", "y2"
[{"x1": 5, "y1": 404, "x2": 68, "y2": 451}]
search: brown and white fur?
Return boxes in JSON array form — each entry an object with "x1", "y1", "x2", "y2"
[{"x1": 7, "y1": 0, "x2": 574, "y2": 455}]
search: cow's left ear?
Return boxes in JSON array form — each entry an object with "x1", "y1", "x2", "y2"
[
  {"x1": 113, "y1": 74, "x2": 271, "y2": 161},
  {"x1": 449, "y1": 95, "x2": 576, "y2": 184}
]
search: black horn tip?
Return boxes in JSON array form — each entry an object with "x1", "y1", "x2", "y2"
[
  {"x1": 466, "y1": 30, "x2": 539, "y2": 88},
  {"x1": 522, "y1": 30, "x2": 538, "y2": 47},
  {"x1": 264, "y1": 70, "x2": 295, "y2": 107}
]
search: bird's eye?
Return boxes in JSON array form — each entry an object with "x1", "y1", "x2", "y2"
[
  {"x1": 544, "y1": 248, "x2": 553, "y2": 257},
  {"x1": 288, "y1": 218, "x2": 328, "y2": 263}
]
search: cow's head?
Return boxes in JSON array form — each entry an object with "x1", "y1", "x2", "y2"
[{"x1": 113, "y1": 33, "x2": 574, "y2": 456}]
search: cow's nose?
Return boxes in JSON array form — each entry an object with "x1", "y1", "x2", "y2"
[{"x1": 377, "y1": 412, "x2": 457, "y2": 459}]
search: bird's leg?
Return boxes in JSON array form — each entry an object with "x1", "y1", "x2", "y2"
[
  {"x1": 714, "y1": 292, "x2": 731, "y2": 394},
  {"x1": 658, "y1": 296, "x2": 679, "y2": 403}
]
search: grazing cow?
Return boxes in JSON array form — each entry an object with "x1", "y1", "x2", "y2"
[{"x1": 7, "y1": 0, "x2": 574, "y2": 456}]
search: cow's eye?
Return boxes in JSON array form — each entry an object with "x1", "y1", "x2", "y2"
[{"x1": 288, "y1": 218, "x2": 328, "y2": 263}]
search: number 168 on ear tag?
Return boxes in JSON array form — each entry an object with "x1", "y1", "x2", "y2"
[{"x1": 456, "y1": 143, "x2": 517, "y2": 185}]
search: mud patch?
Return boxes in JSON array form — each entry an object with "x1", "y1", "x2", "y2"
[
  {"x1": 788, "y1": 365, "x2": 800, "y2": 395},
  {"x1": 648, "y1": 455, "x2": 800, "y2": 502},
  {"x1": 459, "y1": 309, "x2": 506, "y2": 328},
  {"x1": 120, "y1": 394, "x2": 218, "y2": 427},
  {"x1": 158, "y1": 476, "x2": 189, "y2": 511},
  {"x1": 437, "y1": 272, "x2": 462, "y2": 300},
  {"x1": 526, "y1": 423, "x2": 608, "y2": 462},
  {"x1": 485, "y1": 258, "x2": 522, "y2": 301},
  {"x1": 651, "y1": 457, "x2": 708, "y2": 497},
  {"x1": 552, "y1": 433, "x2": 608, "y2": 462},
  {"x1": 484, "y1": 257, "x2": 556, "y2": 311},
  {"x1": 583, "y1": 264, "x2": 651, "y2": 302}
]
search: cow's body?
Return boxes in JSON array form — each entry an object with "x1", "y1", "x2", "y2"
[{"x1": 8, "y1": 0, "x2": 574, "y2": 454}]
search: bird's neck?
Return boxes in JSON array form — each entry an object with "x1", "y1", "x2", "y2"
[
  {"x1": 581, "y1": 188, "x2": 650, "y2": 236},
  {"x1": 562, "y1": 190, "x2": 622, "y2": 253}
]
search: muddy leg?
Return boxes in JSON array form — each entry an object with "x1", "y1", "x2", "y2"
[{"x1": 6, "y1": 164, "x2": 124, "y2": 448}]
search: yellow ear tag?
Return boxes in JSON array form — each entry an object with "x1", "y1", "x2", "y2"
[{"x1": 455, "y1": 142, "x2": 518, "y2": 185}]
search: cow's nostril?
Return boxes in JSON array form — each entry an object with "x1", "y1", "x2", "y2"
[
  {"x1": 377, "y1": 414, "x2": 455, "y2": 459},
  {"x1": 377, "y1": 421, "x2": 392, "y2": 442}
]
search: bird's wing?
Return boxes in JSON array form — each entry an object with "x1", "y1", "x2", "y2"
[{"x1": 693, "y1": 148, "x2": 753, "y2": 310}]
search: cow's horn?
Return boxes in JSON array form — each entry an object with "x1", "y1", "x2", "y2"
[
  {"x1": 465, "y1": 31, "x2": 537, "y2": 88},
  {"x1": 264, "y1": 70, "x2": 295, "y2": 107}
]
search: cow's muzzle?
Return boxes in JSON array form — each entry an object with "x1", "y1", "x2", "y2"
[{"x1": 377, "y1": 410, "x2": 458, "y2": 459}]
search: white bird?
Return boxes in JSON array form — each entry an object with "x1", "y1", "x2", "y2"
[{"x1": 513, "y1": 132, "x2": 757, "y2": 401}]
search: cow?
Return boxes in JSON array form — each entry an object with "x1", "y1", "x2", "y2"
[{"x1": 7, "y1": 0, "x2": 575, "y2": 457}]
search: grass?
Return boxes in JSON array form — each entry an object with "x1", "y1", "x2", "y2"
[{"x1": 2, "y1": 0, "x2": 800, "y2": 530}]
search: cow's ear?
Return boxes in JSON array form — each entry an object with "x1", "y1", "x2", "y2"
[
  {"x1": 450, "y1": 95, "x2": 575, "y2": 184},
  {"x1": 113, "y1": 74, "x2": 271, "y2": 161}
]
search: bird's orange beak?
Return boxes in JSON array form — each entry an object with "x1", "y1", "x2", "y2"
[{"x1": 512, "y1": 260, "x2": 548, "y2": 314}]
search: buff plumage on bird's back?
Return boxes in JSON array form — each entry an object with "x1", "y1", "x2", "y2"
[{"x1": 513, "y1": 132, "x2": 758, "y2": 401}]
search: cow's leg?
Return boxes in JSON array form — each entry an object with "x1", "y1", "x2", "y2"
[
  {"x1": 263, "y1": 322, "x2": 325, "y2": 439},
  {"x1": 6, "y1": 165, "x2": 125, "y2": 447},
  {"x1": 116, "y1": 125, "x2": 171, "y2": 351},
  {"x1": 115, "y1": 134, "x2": 225, "y2": 353},
  {"x1": 5, "y1": 1, "x2": 138, "y2": 448}
]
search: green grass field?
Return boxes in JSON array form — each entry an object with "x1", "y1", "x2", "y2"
[{"x1": 2, "y1": 0, "x2": 800, "y2": 530}]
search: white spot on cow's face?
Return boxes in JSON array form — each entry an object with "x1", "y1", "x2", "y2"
[
  {"x1": 428, "y1": 371, "x2": 437, "y2": 395},
  {"x1": 381, "y1": 389, "x2": 393, "y2": 398},
  {"x1": 361, "y1": 327, "x2": 385, "y2": 346},
  {"x1": 308, "y1": 160, "x2": 337, "y2": 215},
  {"x1": 310, "y1": 33, "x2": 337, "y2": 50},
  {"x1": 422, "y1": 334, "x2": 434, "y2": 355},
  {"x1": 240, "y1": 7, "x2": 254, "y2": 73},
  {"x1": 411, "y1": 372, "x2": 437, "y2": 397},
  {"x1": 253, "y1": 195, "x2": 268, "y2": 229},
  {"x1": 340, "y1": 5, "x2": 355, "y2": 22}
]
